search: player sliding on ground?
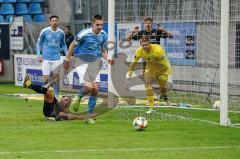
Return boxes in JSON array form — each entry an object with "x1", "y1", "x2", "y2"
[
  {"x1": 23, "y1": 74, "x2": 85, "y2": 121},
  {"x1": 127, "y1": 36, "x2": 172, "y2": 114}
]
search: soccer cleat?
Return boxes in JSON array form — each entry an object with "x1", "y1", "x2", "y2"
[
  {"x1": 70, "y1": 95, "x2": 81, "y2": 112},
  {"x1": 159, "y1": 94, "x2": 168, "y2": 102},
  {"x1": 86, "y1": 118, "x2": 96, "y2": 124},
  {"x1": 146, "y1": 108, "x2": 156, "y2": 114},
  {"x1": 23, "y1": 74, "x2": 31, "y2": 88},
  {"x1": 159, "y1": 95, "x2": 169, "y2": 106},
  {"x1": 85, "y1": 113, "x2": 96, "y2": 124}
]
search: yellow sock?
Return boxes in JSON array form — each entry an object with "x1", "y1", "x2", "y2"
[
  {"x1": 147, "y1": 96, "x2": 154, "y2": 109},
  {"x1": 146, "y1": 84, "x2": 154, "y2": 109}
]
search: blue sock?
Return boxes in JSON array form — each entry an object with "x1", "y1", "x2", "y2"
[
  {"x1": 88, "y1": 96, "x2": 97, "y2": 113},
  {"x1": 53, "y1": 83, "x2": 59, "y2": 98}
]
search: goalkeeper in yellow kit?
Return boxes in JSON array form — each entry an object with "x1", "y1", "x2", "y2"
[{"x1": 127, "y1": 36, "x2": 172, "y2": 113}]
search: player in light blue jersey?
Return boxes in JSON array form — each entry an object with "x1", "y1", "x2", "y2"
[
  {"x1": 36, "y1": 15, "x2": 67, "y2": 98},
  {"x1": 72, "y1": 27, "x2": 107, "y2": 62},
  {"x1": 64, "y1": 15, "x2": 114, "y2": 124}
]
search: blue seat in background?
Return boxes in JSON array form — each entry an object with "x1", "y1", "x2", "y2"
[
  {"x1": 15, "y1": 3, "x2": 28, "y2": 15},
  {"x1": 0, "y1": 0, "x2": 3, "y2": 3},
  {"x1": 5, "y1": 15, "x2": 13, "y2": 23},
  {"x1": 23, "y1": 14, "x2": 32, "y2": 22},
  {"x1": 16, "y1": 0, "x2": 31, "y2": 2},
  {"x1": 29, "y1": 3, "x2": 42, "y2": 14},
  {"x1": 0, "y1": 15, "x2": 5, "y2": 23},
  {"x1": 3, "y1": 0, "x2": 17, "y2": 3},
  {"x1": 34, "y1": 14, "x2": 46, "y2": 22},
  {"x1": 31, "y1": 0, "x2": 45, "y2": 3},
  {"x1": 0, "y1": 3, "x2": 14, "y2": 15}
]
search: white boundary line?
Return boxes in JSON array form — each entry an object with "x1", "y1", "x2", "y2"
[
  {"x1": 119, "y1": 106, "x2": 229, "y2": 128},
  {"x1": 118, "y1": 105, "x2": 240, "y2": 113},
  {"x1": 1, "y1": 146, "x2": 240, "y2": 155}
]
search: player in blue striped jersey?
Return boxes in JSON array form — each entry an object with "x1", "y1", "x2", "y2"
[
  {"x1": 36, "y1": 15, "x2": 67, "y2": 98},
  {"x1": 64, "y1": 14, "x2": 114, "y2": 124}
]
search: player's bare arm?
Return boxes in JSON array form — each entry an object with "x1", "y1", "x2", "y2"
[
  {"x1": 126, "y1": 26, "x2": 139, "y2": 41},
  {"x1": 64, "y1": 42, "x2": 76, "y2": 70},
  {"x1": 58, "y1": 112, "x2": 85, "y2": 120},
  {"x1": 102, "y1": 47, "x2": 115, "y2": 65},
  {"x1": 157, "y1": 24, "x2": 173, "y2": 38}
]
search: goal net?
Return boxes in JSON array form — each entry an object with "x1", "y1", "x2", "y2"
[{"x1": 109, "y1": 0, "x2": 240, "y2": 125}]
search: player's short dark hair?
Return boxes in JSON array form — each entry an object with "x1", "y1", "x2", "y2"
[
  {"x1": 92, "y1": 14, "x2": 103, "y2": 23},
  {"x1": 49, "y1": 15, "x2": 59, "y2": 21},
  {"x1": 140, "y1": 36, "x2": 150, "y2": 43},
  {"x1": 65, "y1": 25, "x2": 70, "y2": 29},
  {"x1": 144, "y1": 17, "x2": 153, "y2": 22}
]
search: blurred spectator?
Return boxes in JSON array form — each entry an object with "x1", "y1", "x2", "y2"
[{"x1": 64, "y1": 25, "x2": 74, "y2": 49}]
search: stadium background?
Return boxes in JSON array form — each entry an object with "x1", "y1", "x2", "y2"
[{"x1": 0, "y1": 0, "x2": 240, "y2": 116}]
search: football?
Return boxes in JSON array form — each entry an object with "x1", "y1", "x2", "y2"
[
  {"x1": 133, "y1": 117, "x2": 148, "y2": 131},
  {"x1": 213, "y1": 100, "x2": 221, "y2": 109}
]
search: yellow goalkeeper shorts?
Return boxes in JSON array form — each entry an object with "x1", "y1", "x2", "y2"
[{"x1": 145, "y1": 62, "x2": 171, "y2": 87}]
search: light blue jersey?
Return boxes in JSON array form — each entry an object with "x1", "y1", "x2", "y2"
[
  {"x1": 36, "y1": 26, "x2": 67, "y2": 60},
  {"x1": 73, "y1": 28, "x2": 107, "y2": 62}
]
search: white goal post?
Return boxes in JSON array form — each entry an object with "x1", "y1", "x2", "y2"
[
  {"x1": 108, "y1": 0, "x2": 116, "y2": 108},
  {"x1": 220, "y1": 0, "x2": 229, "y2": 126}
]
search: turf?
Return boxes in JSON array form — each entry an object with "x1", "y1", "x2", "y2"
[
  {"x1": 0, "y1": 94, "x2": 240, "y2": 159},
  {"x1": 0, "y1": 84, "x2": 36, "y2": 94}
]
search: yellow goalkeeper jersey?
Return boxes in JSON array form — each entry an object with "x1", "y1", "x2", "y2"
[{"x1": 128, "y1": 44, "x2": 172, "y2": 77}]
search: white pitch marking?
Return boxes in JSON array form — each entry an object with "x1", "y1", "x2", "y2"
[{"x1": 1, "y1": 146, "x2": 240, "y2": 155}]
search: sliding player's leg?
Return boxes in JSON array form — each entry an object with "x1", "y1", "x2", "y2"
[
  {"x1": 23, "y1": 74, "x2": 48, "y2": 94},
  {"x1": 23, "y1": 75, "x2": 55, "y2": 119}
]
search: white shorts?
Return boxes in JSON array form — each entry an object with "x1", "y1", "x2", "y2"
[
  {"x1": 42, "y1": 60, "x2": 62, "y2": 76},
  {"x1": 75, "y1": 59, "x2": 102, "y2": 84}
]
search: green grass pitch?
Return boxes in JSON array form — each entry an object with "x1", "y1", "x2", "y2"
[{"x1": 0, "y1": 84, "x2": 240, "y2": 159}]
